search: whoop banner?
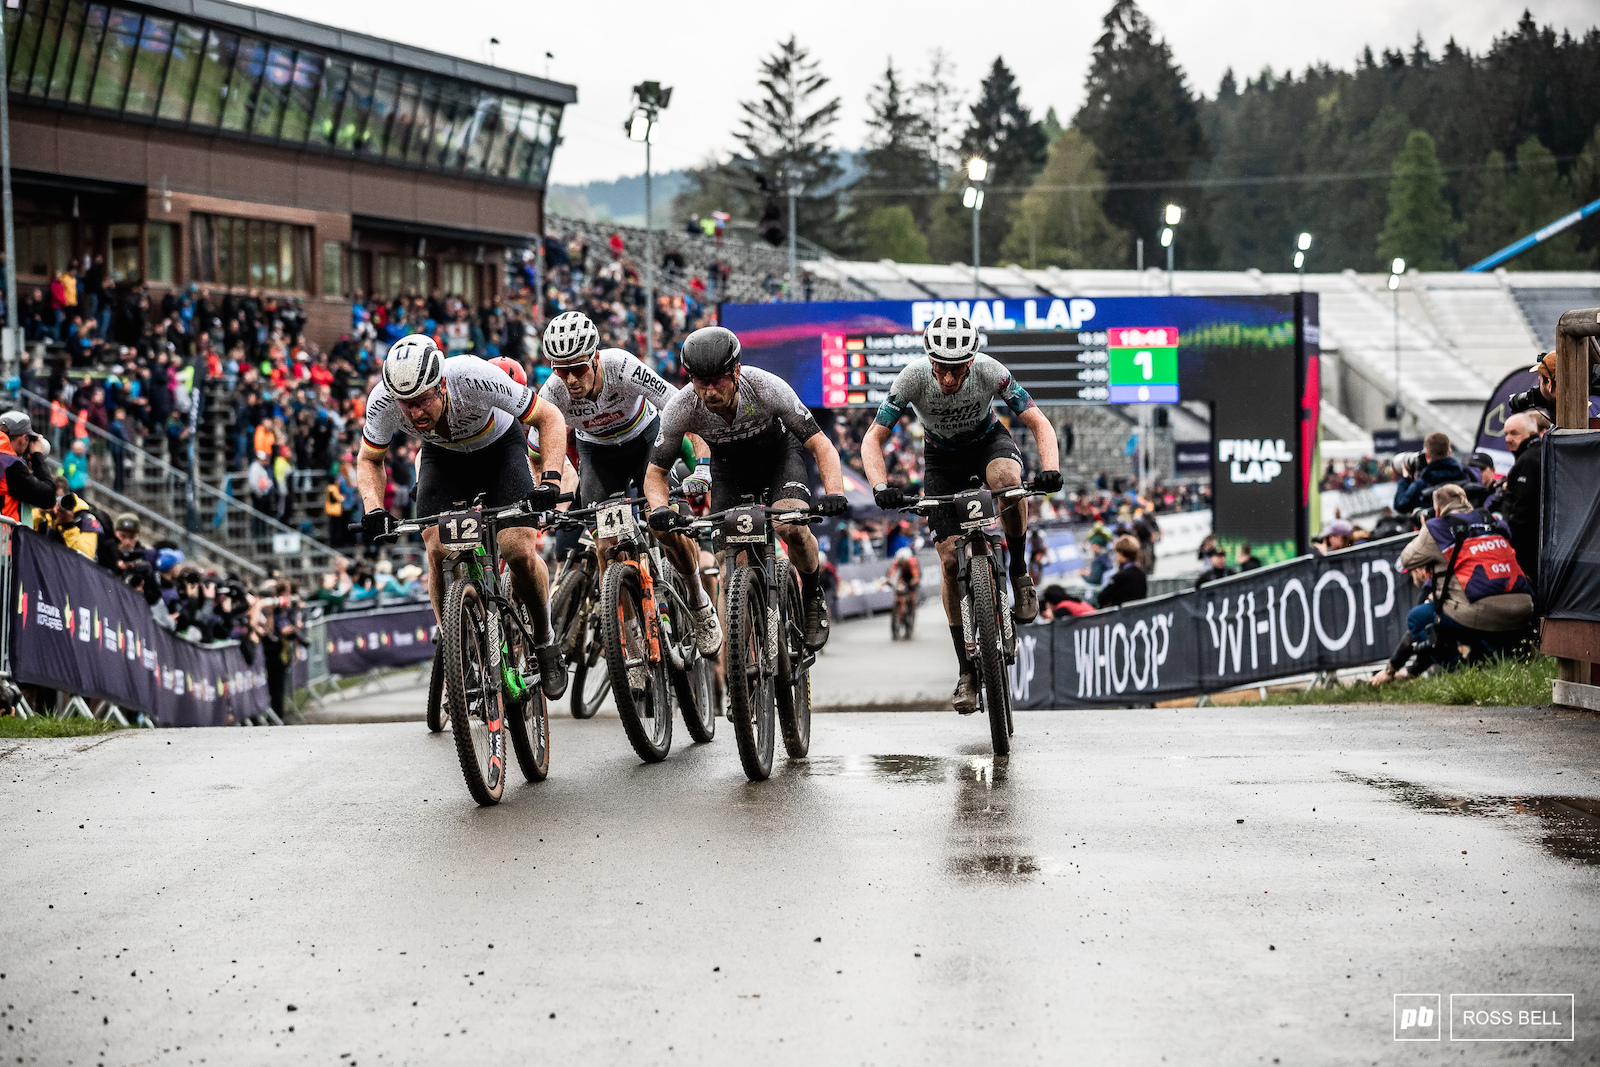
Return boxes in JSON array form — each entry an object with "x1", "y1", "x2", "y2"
[
  {"x1": 10, "y1": 527, "x2": 271, "y2": 725},
  {"x1": 1007, "y1": 536, "x2": 1419, "y2": 708}
]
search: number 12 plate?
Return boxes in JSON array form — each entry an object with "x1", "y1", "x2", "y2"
[{"x1": 438, "y1": 508, "x2": 483, "y2": 551}]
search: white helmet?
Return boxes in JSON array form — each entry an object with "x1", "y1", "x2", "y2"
[
  {"x1": 382, "y1": 334, "x2": 444, "y2": 400},
  {"x1": 543, "y1": 311, "x2": 600, "y2": 366},
  {"x1": 895, "y1": 546, "x2": 914, "y2": 562},
  {"x1": 922, "y1": 314, "x2": 982, "y2": 364}
]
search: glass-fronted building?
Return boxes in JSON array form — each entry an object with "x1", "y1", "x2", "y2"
[{"x1": 4, "y1": 0, "x2": 575, "y2": 340}]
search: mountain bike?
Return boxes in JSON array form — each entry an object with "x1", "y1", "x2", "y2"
[
  {"x1": 677, "y1": 497, "x2": 818, "y2": 782},
  {"x1": 372, "y1": 495, "x2": 554, "y2": 805},
  {"x1": 580, "y1": 492, "x2": 719, "y2": 762},
  {"x1": 900, "y1": 480, "x2": 1043, "y2": 757},
  {"x1": 548, "y1": 529, "x2": 610, "y2": 719}
]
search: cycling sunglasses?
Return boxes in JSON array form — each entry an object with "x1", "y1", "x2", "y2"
[{"x1": 689, "y1": 369, "x2": 735, "y2": 387}]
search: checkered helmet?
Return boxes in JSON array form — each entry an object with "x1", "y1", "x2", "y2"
[{"x1": 923, "y1": 315, "x2": 981, "y2": 364}]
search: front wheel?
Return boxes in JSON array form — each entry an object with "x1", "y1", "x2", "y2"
[
  {"x1": 968, "y1": 558, "x2": 1012, "y2": 758},
  {"x1": 426, "y1": 642, "x2": 448, "y2": 733},
  {"x1": 439, "y1": 578, "x2": 507, "y2": 804},
  {"x1": 600, "y1": 562, "x2": 673, "y2": 763},
  {"x1": 667, "y1": 569, "x2": 718, "y2": 743},
  {"x1": 775, "y1": 560, "x2": 811, "y2": 759},
  {"x1": 550, "y1": 566, "x2": 596, "y2": 719},
  {"x1": 724, "y1": 567, "x2": 775, "y2": 781}
]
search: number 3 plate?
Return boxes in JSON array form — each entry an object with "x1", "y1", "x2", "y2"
[{"x1": 438, "y1": 508, "x2": 483, "y2": 551}]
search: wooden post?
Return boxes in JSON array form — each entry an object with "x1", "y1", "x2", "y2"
[{"x1": 1552, "y1": 308, "x2": 1600, "y2": 688}]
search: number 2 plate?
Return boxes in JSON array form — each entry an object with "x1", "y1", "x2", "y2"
[
  {"x1": 595, "y1": 499, "x2": 641, "y2": 541},
  {"x1": 438, "y1": 508, "x2": 483, "y2": 551},
  {"x1": 954, "y1": 489, "x2": 996, "y2": 531}
]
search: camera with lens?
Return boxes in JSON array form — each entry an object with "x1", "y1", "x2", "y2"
[
  {"x1": 1392, "y1": 451, "x2": 1424, "y2": 479},
  {"x1": 1506, "y1": 387, "x2": 1546, "y2": 415}
]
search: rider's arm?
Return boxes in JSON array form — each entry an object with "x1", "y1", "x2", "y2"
[
  {"x1": 801, "y1": 431, "x2": 844, "y2": 497},
  {"x1": 1016, "y1": 406, "x2": 1060, "y2": 472},
  {"x1": 686, "y1": 433, "x2": 709, "y2": 461},
  {"x1": 355, "y1": 444, "x2": 388, "y2": 512},
  {"x1": 526, "y1": 397, "x2": 567, "y2": 483},
  {"x1": 861, "y1": 422, "x2": 892, "y2": 486},
  {"x1": 643, "y1": 463, "x2": 673, "y2": 511}
]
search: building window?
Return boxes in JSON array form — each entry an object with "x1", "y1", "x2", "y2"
[
  {"x1": 440, "y1": 262, "x2": 476, "y2": 304},
  {"x1": 107, "y1": 222, "x2": 140, "y2": 281},
  {"x1": 189, "y1": 213, "x2": 311, "y2": 292},
  {"x1": 146, "y1": 222, "x2": 176, "y2": 283},
  {"x1": 18, "y1": 222, "x2": 71, "y2": 278},
  {"x1": 320, "y1": 241, "x2": 343, "y2": 297}
]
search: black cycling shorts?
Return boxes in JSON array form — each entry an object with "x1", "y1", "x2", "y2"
[
  {"x1": 415, "y1": 430, "x2": 537, "y2": 529},
  {"x1": 576, "y1": 415, "x2": 659, "y2": 507},
  {"x1": 709, "y1": 430, "x2": 813, "y2": 513},
  {"x1": 922, "y1": 424, "x2": 1023, "y2": 498}
]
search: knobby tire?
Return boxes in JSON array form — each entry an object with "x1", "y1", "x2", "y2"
[
  {"x1": 724, "y1": 566, "x2": 774, "y2": 781},
  {"x1": 600, "y1": 563, "x2": 673, "y2": 763},
  {"x1": 774, "y1": 560, "x2": 811, "y2": 759},
  {"x1": 440, "y1": 577, "x2": 507, "y2": 805},
  {"x1": 969, "y1": 559, "x2": 1012, "y2": 757}
]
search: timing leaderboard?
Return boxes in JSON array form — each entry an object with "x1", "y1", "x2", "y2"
[{"x1": 820, "y1": 326, "x2": 1178, "y2": 407}]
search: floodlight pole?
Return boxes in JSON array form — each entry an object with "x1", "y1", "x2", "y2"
[
  {"x1": 644, "y1": 134, "x2": 653, "y2": 360},
  {"x1": 0, "y1": 10, "x2": 18, "y2": 395}
]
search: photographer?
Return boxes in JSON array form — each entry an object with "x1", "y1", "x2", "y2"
[
  {"x1": 1506, "y1": 350, "x2": 1600, "y2": 419},
  {"x1": 109, "y1": 514, "x2": 162, "y2": 607},
  {"x1": 1393, "y1": 484, "x2": 1533, "y2": 670},
  {"x1": 1392, "y1": 433, "x2": 1470, "y2": 515},
  {"x1": 248, "y1": 579, "x2": 305, "y2": 722},
  {"x1": 1496, "y1": 411, "x2": 1548, "y2": 586},
  {"x1": 35, "y1": 491, "x2": 103, "y2": 562},
  {"x1": 0, "y1": 410, "x2": 58, "y2": 523},
  {"x1": 170, "y1": 567, "x2": 223, "y2": 643}
]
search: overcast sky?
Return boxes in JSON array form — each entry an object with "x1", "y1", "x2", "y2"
[{"x1": 258, "y1": 0, "x2": 1596, "y2": 185}]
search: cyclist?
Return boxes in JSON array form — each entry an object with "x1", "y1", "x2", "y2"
[
  {"x1": 536, "y1": 311, "x2": 722, "y2": 656},
  {"x1": 861, "y1": 314, "x2": 1062, "y2": 713},
  {"x1": 356, "y1": 334, "x2": 570, "y2": 699},
  {"x1": 640, "y1": 325, "x2": 848, "y2": 651},
  {"x1": 888, "y1": 545, "x2": 921, "y2": 633}
]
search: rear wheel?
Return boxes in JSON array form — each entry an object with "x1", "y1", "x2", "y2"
[
  {"x1": 969, "y1": 558, "x2": 1012, "y2": 758},
  {"x1": 439, "y1": 578, "x2": 507, "y2": 805},
  {"x1": 724, "y1": 566, "x2": 774, "y2": 781},
  {"x1": 577, "y1": 619, "x2": 610, "y2": 719},
  {"x1": 550, "y1": 566, "x2": 597, "y2": 719},
  {"x1": 667, "y1": 570, "x2": 718, "y2": 743},
  {"x1": 600, "y1": 562, "x2": 673, "y2": 763},
  {"x1": 425, "y1": 642, "x2": 448, "y2": 732},
  {"x1": 501, "y1": 587, "x2": 550, "y2": 783},
  {"x1": 775, "y1": 560, "x2": 811, "y2": 759}
]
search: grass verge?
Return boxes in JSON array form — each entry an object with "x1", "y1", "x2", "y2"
[
  {"x1": 0, "y1": 715, "x2": 123, "y2": 737},
  {"x1": 1247, "y1": 656, "x2": 1557, "y2": 707}
]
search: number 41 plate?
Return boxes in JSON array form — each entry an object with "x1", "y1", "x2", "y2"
[{"x1": 438, "y1": 508, "x2": 483, "y2": 551}]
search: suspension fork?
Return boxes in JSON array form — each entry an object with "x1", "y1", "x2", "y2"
[{"x1": 615, "y1": 553, "x2": 664, "y2": 666}]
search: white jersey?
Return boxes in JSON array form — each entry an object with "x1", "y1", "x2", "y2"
[
  {"x1": 537, "y1": 348, "x2": 674, "y2": 445},
  {"x1": 362, "y1": 355, "x2": 539, "y2": 454}
]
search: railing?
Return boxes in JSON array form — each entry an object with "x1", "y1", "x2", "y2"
[
  {"x1": 79, "y1": 477, "x2": 265, "y2": 579},
  {"x1": 18, "y1": 387, "x2": 349, "y2": 580}
]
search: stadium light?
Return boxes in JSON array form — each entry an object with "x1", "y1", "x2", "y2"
[
  {"x1": 965, "y1": 156, "x2": 988, "y2": 298},
  {"x1": 1297, "y1": 231, "x2": 1313, "y2": 251},
  {"x1": 1388, "y1": 258, "x2": 1404, "y2": 425},
  {"x1": 1391, "y1": 257, "x2": 1405, "y2": 276},
  {"x1": 1159, "y1": 227, "x2": 1174, "y2": 248},
  {"x1": 1293, "y1": 251, "x2": 1305, "y2": 269},
  {"x1": 627, "y1": 82, "x2": 672, "y2": 352},
  {"x1": 1164, "y1": 203, "x2": 1183, "y2": 226},
  {"x1": 1294, "y1": 232, "x2": 1311, "y2": 287}
]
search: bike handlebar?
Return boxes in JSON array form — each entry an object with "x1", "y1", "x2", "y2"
[
  {"x1": 348, "y1": 492, "x2": 577, "y2": 542},
  {"x1": 897, "y1": 479, "x2": 1049, "y2": 512}
]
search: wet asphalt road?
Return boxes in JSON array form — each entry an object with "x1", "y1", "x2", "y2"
[{"x1": 3, "y1": 703, "x2": 1599, "y2": 1065}]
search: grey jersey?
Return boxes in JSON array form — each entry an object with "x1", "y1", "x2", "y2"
[
  {"x1": 537, "y1": 348, "x2": 674, "y2": 445},
  {"x1": 362, "y1": 355, "x2": 538, "y2": 454},
  {"x1": 649, "y1": 366, "x2": 821, "y2": 468},
  {"x1": 873, "y1": 354, "x2": 1035, "y2": 452}
]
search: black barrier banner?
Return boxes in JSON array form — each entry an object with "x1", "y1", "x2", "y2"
[
  {"x1": 323, "y1": 606, "x2": 436, "y2": 675},
  {"x1": 1539, "y1": 429, "x2": 1600, "y2": 621},
  {"x1": 9, "y1": 527, "x2": 270, "y2": 725},
  {"x1": 1007, "y1": 535, "x2": 1419, "y2": 708}
]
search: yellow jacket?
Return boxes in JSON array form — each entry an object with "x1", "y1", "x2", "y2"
[{"x1": 35, "y1": 495, "x2": 102, "y2": 561}]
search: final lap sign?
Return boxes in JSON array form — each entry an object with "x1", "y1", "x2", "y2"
[{"x1": 1010, "y1": 537, "x2": 1418, "y2": 708}]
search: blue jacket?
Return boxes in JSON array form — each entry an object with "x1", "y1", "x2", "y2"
[{"x1": 1393, "y1": 456, "x2": 1470, "y2": 514}]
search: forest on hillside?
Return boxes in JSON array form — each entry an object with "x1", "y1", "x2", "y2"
[{"x1": 671, "y1": 2, "x2": 1600, "y2": 273}]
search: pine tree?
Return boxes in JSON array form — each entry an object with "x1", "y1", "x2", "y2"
[
  {"x1": 725, "y1": 36, "x2": 844, "y2": 249},
  {"x1": 861, "y1": 206, "x2": 930, "y2": 263},
  {"x1": 1572, "y1": 125, "x2": 1600, "y2": 265},
  {"x1": 999, "y1": 127, "x2": 1129, "y2": 268},
  {"x1": 844, "y1": 60, "x2": 938, "y2": 253},
  {"x1": 1042, "y1": 107, "x2": 1065, "y2": 146},
  {"x1": 914, "y1": 49, "x2": 963, "y2": 188},
  {"x1": 928, "y1": 57, "x2": 1047, "y2": 265},
  {"x1": 1375, "y1": 130, "x2": 1461, "y2": 270},
  {"x1": 1074, "y1": 0, "x2": 1207, "y2": 265},
  {"x1": 1497, "y1": 138, "x2": 1587, "y2": 269}
]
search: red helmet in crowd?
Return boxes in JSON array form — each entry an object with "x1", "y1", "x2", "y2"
[{"x1": 489, "y1": 356, "x2": 527, "y2": 386}]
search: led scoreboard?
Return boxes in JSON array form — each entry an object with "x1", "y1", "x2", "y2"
[{"x1": 821, "y1": 329, "x2": 1118, "y2": 408}]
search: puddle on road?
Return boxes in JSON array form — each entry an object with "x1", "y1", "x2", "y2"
[
  {"x1": 799, "y1": 754, "x2": 1042, "y2": 882},
  {"x1": 1340, "y1": 772, "x2": 1600, "y2": 865}
]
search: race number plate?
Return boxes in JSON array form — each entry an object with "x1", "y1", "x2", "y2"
[
  {"x1": 438, "y1": 508, "x2": 483, "y2": 552},
  {"x1": 927, "y1": 488, "x2": 998, "y2": 538},
  {"x1": 595, "y1": 498, "x2": 641, "y2": 542},
  {"x1": 722, "y1": 505, "x2": 766, "y2": 546}
]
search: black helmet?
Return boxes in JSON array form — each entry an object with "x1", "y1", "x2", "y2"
[{"x1": 680, "y1": 326, "x2": 741, "y2": 379}]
